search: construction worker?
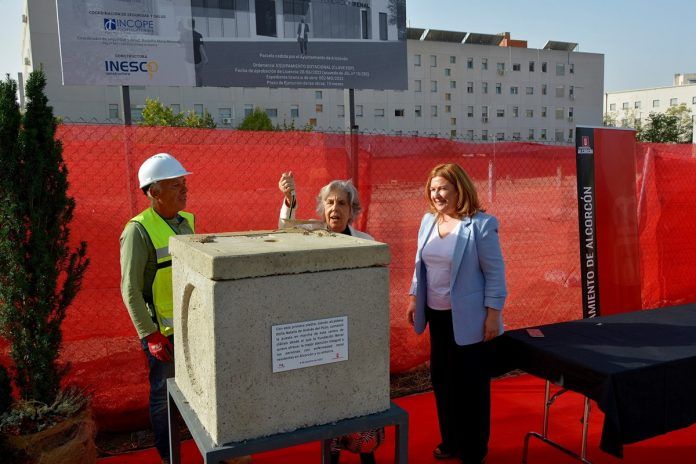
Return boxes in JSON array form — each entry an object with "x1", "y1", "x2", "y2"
[{"x1": 120, "y1": 153, "x2": 194, "y2": 464}]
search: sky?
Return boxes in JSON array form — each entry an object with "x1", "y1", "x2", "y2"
[{"x1": 0, "y1": 0, "x2": 695, "y2": 92}]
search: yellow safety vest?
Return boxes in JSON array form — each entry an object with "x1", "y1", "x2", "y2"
[{"x1": 131, "y1": 207, "x2": 195, "y2": 337}]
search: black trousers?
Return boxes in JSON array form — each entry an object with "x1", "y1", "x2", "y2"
[{"x1": 428, "y1": 308, "x2": 491, "y2": 464}]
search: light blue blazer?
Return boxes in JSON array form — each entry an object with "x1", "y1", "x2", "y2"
[{"x1": 410, "y1": 212, "x2": 507, "y2": 345}]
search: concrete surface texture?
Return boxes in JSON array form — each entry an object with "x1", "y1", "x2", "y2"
[{"x1": 171, "y1": 230, "x2": 391, "y2": 446}]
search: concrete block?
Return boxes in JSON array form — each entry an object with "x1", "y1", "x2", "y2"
[{"x1": 171, "y1": 230, "x2": 391, "y2": 446}]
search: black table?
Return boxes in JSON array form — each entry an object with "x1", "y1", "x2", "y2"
[
  {"x1": 167, "y1": 379, "x2": 409, "y2": 464},
  {"x1": 496, "y1": 303, "x2": 696, "y2": 460}
]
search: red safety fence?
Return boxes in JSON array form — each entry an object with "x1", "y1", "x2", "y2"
[{"x1": 1, "y1": 124, "x2": 694, "y2": 432}]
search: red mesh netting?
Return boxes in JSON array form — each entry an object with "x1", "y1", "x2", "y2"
[{"x1": 1, "y1": 125, "x2": 693, "y2": 431}]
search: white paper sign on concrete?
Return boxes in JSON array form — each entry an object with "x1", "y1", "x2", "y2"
[{"x1": 272, "y1": 316, "x2": 348, "y2": 373}]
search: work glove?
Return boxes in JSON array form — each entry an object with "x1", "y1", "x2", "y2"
[{"x1": 146, "y1": 331, "x2": 173, "y2": 362}]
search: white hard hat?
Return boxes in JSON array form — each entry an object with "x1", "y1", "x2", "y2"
[{"x1": 138, "y1": 153, "x2": 191, "y2": 189}]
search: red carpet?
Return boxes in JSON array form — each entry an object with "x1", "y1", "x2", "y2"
[{"x1": 99, "y1": 374, "x2": 696, "y2": 464}]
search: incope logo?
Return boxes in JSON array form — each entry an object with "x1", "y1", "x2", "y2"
[
  {"x1": 105, "y1": 60, "x2": 159, "y2": 80},
  {"x1": 103, "y1": 17, "x2": 154, "y2": 33}
]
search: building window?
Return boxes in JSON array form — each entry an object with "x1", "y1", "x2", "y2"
[
  {"x1": 513, "y1": 63, "x2": 521, "y2": 71},
  {"x1": 415, "y1": 105, "x2": 422, "y2": 117},
  {"x1": 542, "y1": 62, "x2": 548, "y2": 73},
  {"x1": 652, "y1": 100, "x2": 659, "y2": 108},
  {"x1": 430, "y1": 55, "x2": 437, "y2": 67},
  {"x1": 194, "y1": 104, "x2": 204, "y2": 117},
  {"x1": 529, "y1": 61, "x2": 535, "y2": 72},
  {"x1": 569, "y1": 86, "x2": 575, "y2": 99},
  {"x1": 375, "y1": 108, "x2": 385, "y2": 117},
  {"x1": 555, "y1": 130, "x2": 564, "y2": 142},
  {"x1": 526, "y1": 109, "x2": 534, "y2": 118},
  {"x1": 542, "y1": 84, "x2": 547, "y2": 96},
  {"x1": 555, "y1": 86, "x2": 565, "y2": 98},
  {"x1": 496, "y1": 62, "x2": 505, "y2": 74},
  {"x1": 467, "y1": 57, "x2": 474, "y2": 69},
  {"x1": 481, "y1": 58, "x2": 488, "y2": 70},
  {"x1": 394, "y1": 109, "x2": 404, "y2": 117},
  {"x1": 482, "y1": 130, "x2": 488, "y2": 141},
  {"x1": 540, "y1": 129, "x2": 547, "y2": 140},
  {"x1": 622, "y1": 102, "x2": 629, "y2": 109},
  {"x1": 309, "y1": 118, "x2": 317, "y2": 126},
  {"x1": 481, "y1": 106, "x2": 489, "y2": 118},
  {"x1": 315, "y1": 104, "x2": 323, "y2": 113},
  {"x1": 555, "y1": 107, "x2": 564, "y2": 119},
  {"x1": 431, "y1": 105, "x2": 438, "y2": 116},
  {"x1": 445, "y1": 93, "x2": 451, "y2": 101},
  {"x1": 290, "y1": 105, "x2": 299, "y2": 118},
  {"x1": 569, "y1": 107, "x2": 574, "y2": 119},
  {"x1": 528, "y1": 129, "x2": 535, "y2": 140},
  {"x1": 444, "y1": 68, "x2": 451, "y2": 76},
  {"x1": 356, "y1": 105, "x2": 363, "y2": 117},
  {"x1": 431, "y1": 80, "x2": 437, "y2": 92},
  {"x1": 244, "y1": 104, "x2": 253, "y2": 117},
  {"x1": 467, "y1": 82, "x2": 474, "y2": 93},
  {"x1": 569, "y1": 128, "x2": 574, "y2": 141},
  {"x1": 444, "y1": 105, "x2": 450, "y2": 113},
  {"x1": 466, "y1": 130, "x2": 474, "y2": 140},
  {"x1": 495, "y1": 83, "x2": 502, "y2": 94},
  {"x1": 693, "y1": 96, "x2": 696, "y2": 104},
  {"x1": 670, "y1": 98, "x2": 678, "y2": 106},
  {"x1": 513, "y1": 132, "x2": 521, "y2": 141},
  {"x1": 526, "y1": 86, "x2": 534, "y2": 95},
  {"x1": 450, "y1": 117, "x2": 457, "y2": 125},
  {"x1": 170, "y1": 104, "x2": 180, "y2": 114},
  {"x1": 482, "y1": 82, "x2": 488, "y2": 94},
  {"x1": 414, "y1": 80, "x2": 422, "y2": 92},
  {"x1": 556, "y1": 63, "x2": 565, "y2": 76},
  {"x1": 450, "y1": 56, "x2": 456, "y2": 64},
  {"x1": 610, "y1": 103, "x2": 616, "y2": 111},
  {"x1": 450, "y1": 80, "x2": 456, "y2": 89},
  {"x1": 496, "y1": 108, "x2": 505, "y2": 118},
  {"x1": 266, "y1": 108, "x2": 278, "y2": 118},
  {"x1": 379, "y1": 12, "x2": 388, "y2": 40},
  {"x1": 414, "y1": 54, "x2": 421, "y2": 66},
  {"x1": 634, "y1": 101, "x2": 641, "y2": 109},
  {"x1": 315, "y1": 91, "x2": 323, "y2": 99},
  {"x1": 496, "y1": 132, "x2": 505, "y2": 141},
  {"x1": 467, "y1": 106, "x2": 474, "y2": 117},
  {"x1": 108, "y1": 103, "x2": 119, "y2": 119},
  {"x1": 450, "y1": 130, "x2": 457, "y2": 137},
  {"x1": 569, "y1": 63, "x2": 575, "y2": 74},
  {"x1": 542, "y1": 107, "x2": 547, "y2": 117},
  {"x1": 512, "y1": 106, "x2": 519, "y2": 117},
  {"x1": 338, "y1": 105, "x2": 345, "y2": 117},
  {"x1": 510, "y1": 86, "x2": 518, "y2": 95},
  {"x1": 218, "y1": 107, "x2": 232, "y2": 124}
]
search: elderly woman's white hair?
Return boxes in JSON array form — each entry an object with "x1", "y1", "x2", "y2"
[{"x1": 316, "y1": 179, "x2": 362, "y2": 224}]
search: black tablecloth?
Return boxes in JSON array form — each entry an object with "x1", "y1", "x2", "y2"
[{"x1": 496, "y1": 304, "x2": 696, "y2": 457}]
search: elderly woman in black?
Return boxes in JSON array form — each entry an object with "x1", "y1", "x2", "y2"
[{"x1": 278, "y1": 171, "x2": 381, "y2": 464}]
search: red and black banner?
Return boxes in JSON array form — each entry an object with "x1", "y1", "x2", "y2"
[{"x1": 576, "y1": 127, "x2": 599, "y2": 318}]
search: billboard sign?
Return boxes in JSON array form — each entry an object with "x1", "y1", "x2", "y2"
[{"x1": 56, "y1": 0, "x2": 407, "y2": 90}]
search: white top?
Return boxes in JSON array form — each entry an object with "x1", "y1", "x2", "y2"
[{"x1": 422, "y1": 222, "x2": 461, "y2": 310}]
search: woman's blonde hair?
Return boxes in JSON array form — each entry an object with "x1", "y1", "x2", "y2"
[{"x1": 425, "y1": 163, "x2": 483, "y2": 218}]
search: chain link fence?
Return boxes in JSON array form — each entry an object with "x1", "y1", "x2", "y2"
[{"x1": 3, "y1": 123, "x2": 693, "y2": 431}]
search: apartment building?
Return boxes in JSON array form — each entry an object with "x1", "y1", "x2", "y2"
[
  {"x1": 20, "y1": 0, "x2": 604, "y2": 141},
  {"x1": 604, "y1": 73, "x2": 696, "y2": 129}
]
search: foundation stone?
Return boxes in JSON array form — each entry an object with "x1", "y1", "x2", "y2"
[{"x1": 170, "y1": 230, "x2": 391, "y2": 446}]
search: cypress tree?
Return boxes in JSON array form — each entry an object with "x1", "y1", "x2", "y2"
[{"x1": 0, "y1": 70, "x2": 89, "y2": 405}]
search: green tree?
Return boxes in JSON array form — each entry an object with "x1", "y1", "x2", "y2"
[
  {"x1": 238, "y1": 107, "x2": 275, "y2": 131},
  {"x1": 638, "y1": 104, "x2": 693, "y2": 143},
  {"x1": 139, "y1": 98, "x2": 216, "y2": 129},
  {"x1": 603, "y1": 112, "x2": 618, "y2": 127},
  {"x1": 0, "y1": 71, "x2": 89, "y2": 405}
]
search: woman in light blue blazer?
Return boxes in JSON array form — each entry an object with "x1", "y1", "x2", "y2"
[{"x1": 407, "y1": 163, "x2": 507, "y2": 464}]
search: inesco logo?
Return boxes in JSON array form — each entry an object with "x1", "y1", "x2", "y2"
[
  {"x1": 105, "y1": 60, "x2": 159, "y2": 80},
  {"x1": 103, "y1": 17, "x2": 155, "y2": 32},
  {"x1": 104, "y1": 18, "x2": 117, "y2": 31}
]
